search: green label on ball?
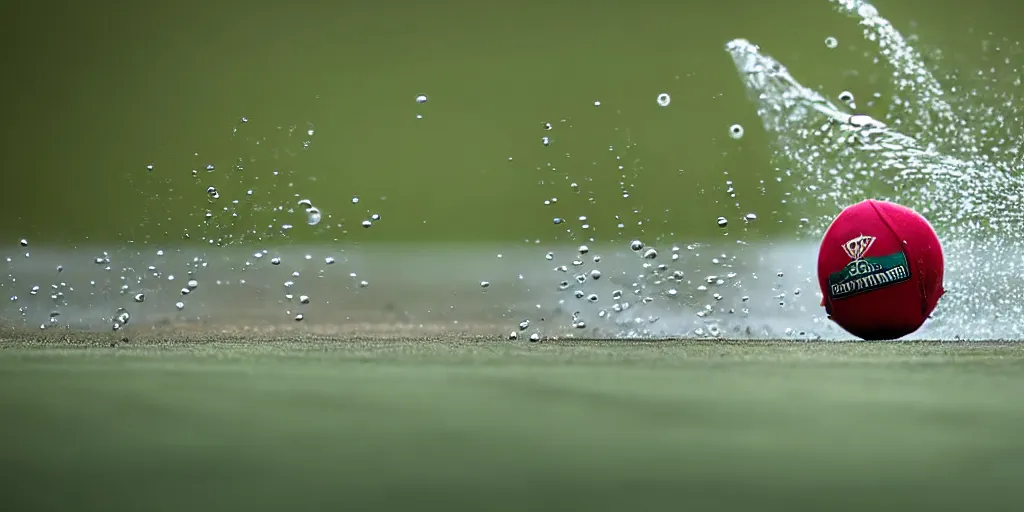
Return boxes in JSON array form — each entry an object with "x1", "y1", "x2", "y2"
[{"x1": 828, "y1": 251, "x2": 911, "y2": 300}]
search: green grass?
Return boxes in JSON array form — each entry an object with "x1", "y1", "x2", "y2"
[{"x1": 2, "y1": 336, "x2": 1023, "y2": 511}]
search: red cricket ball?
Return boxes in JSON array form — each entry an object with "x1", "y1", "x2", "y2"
[{"x1": 817, "y1": 199, "x2": 945, "y2": 340}]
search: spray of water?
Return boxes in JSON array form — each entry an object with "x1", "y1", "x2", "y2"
[
  {"x1": 726, "y1": 0, "x2": 1024, "y2": 338},
  {"x1": 3, "y1": 0, "x2": 1021, "y2": 340}
]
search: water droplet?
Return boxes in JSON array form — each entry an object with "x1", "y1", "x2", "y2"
[
  {"x1": 745, "y1": 213, "x2": 757, "y2": 221},
  {"x1": 294, "y1": 313, "x2": 304, "y2": 321},
  {"x1": 630, "y1": 240, "x2": 644, "y2": 251},
  {"x1": 590, "y1": 270, "x2": 601, "y2": 280},
  {"x1": 543, "y1": 122, "x2": 552, "y2": 130},
  {"x1": 642, "y1": 248, "x2": 658, "y2": 259},
  {"x1": 509, "y1": 331, "x2": 518, "y2": 340},
  {"x1": 133, "y1": 293, "x2": 145, "y2": 303},
  {"x1": 656, "y1": 93, "x2": 671, "y2": 107},
  {"x1": 480, "y1": 281, "x2": 490, "y2": 288},
  {"x1": 541, "y1": 136, "x2": 551, "y2": 146},
  {"x1": 529, "y1": 333, "x2": 541, "y2": 342},
  {"x1": 519, "y1": 320, "x2": 531, "y2": 330},
  {"x1": 299, "y1": 295, "x2": 310, "y2": 304},
  {"x1": 175, "y1": 301, "x2": 185, "y2": 310},
  {"x1": 271, "y1": 257, "x2": 281, "y2": 265},
  {"x1": 19, "y1": 239, "x2": 27, "y2": 247},
  {"x1": 593, "y1": 100, "x2": 601, "y2": 107},
  {"x1": 553, "y1": 217, "x2": 563, "y2": 225},
  {"x1": 729, "y1": 124, "x2": 745, "y2": 139},
  {"x1": 578, "y1": 245, "x2": 589, "y2": 254},
  {"x1": 416, "y1": 94, "x2": 428, "y2": 104},
  {"x1": 187, "y1": 279, "x2": 199, "y2": 289},
  {"x1": 325, "y1": 256, "x2": 336, "y2": 265},
  {"x1": 306, "y1": 207, "x2": 322, "y2": 226},
  {"x1": 717, "y1": 216, "x2": 729, "y2": 228},
  {"x1": 361, "y1": 220, "x2": 372, "y2": 228},
  {"x1": 838, "y1": 90, "x2": 855, "y2": 103},
  {"x1": 848, "y1": 114, "x2": 882, "y2": 127},
  {"x1": 824, "y1": 36, "x2": 838, "y2": 49}
]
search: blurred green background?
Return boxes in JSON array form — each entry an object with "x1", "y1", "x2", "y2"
[{"x1": 0, "y1": 0, "x2": 1017, "y2": 246}]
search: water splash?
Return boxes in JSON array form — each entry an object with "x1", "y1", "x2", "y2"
[
  {"x1": 3, "y1": 0, "x2": 1021, "y2": 341},
  {"x1": 726, "y1": 0, "x2": 1024, "y2": 338}
]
